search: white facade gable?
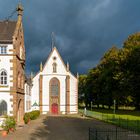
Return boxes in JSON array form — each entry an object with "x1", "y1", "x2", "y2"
[
  {"x1": 31, "y1": 47, "x2": 78, "y2": 115},
  {"x1": 42, "y1": 47, "x2": 67, "y2": 75}
]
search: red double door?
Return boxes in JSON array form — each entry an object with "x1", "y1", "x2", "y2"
[{"x1": 51, "y1": 103, "x2": 58, "y2": 115}]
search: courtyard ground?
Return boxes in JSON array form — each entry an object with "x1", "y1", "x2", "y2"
[{"x1": 0, "y1": 115, "x2": 139, "y2": 140}]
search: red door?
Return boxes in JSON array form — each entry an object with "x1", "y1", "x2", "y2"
[{"x1": 51, "y1": 103, "x2": 58, "y2": 115}]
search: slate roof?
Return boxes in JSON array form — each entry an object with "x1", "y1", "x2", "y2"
[{"x1": 0, "y1": 20, "x2": 17, "y2": 43}]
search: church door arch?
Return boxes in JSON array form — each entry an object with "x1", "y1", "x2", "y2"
[{"x1": 49, "y1": 77, "x2": 60, "y2": 115}]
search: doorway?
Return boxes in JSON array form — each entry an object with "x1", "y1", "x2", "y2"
[{"x1": 51, "y1": 103, "x2": 58, "y2": 115}]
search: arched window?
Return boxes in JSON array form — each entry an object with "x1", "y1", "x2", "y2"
[
  {"x1": 50, "y1": 78, "x2": 59, "y2": 96},
  {"x1": 0, "y1": 100, "x2": 7, "y2": 116},
  {"x1": 52, "y1": 63, "x2": 57, "y2": 73},
  {"x1": 0, "y1": 70, "x2": 7, "y2": 85}
]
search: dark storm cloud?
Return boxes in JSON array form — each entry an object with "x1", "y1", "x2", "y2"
[{"x1": 1, "y1": 0, "x2": 140, "y2": 75}]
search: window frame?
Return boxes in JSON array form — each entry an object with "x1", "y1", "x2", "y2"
[
  {"x1": 52, "y1": 63, "x2": 57, "y2": 73},
  {"x1": 0, "y1": 100, "x2": 7, "y2": 116},
  {"x1": 0, "y1": 45, "x2": 7, "y2": 54},
  {"x1": 0, "y1": 70, "x2": 8, "y2": 86}
]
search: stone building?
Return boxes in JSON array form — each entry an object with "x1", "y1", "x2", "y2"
[{"x1": 0, "y1": 4, "x2": 25, "y2": 123}]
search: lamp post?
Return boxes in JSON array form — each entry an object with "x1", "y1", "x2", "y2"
[{"x1": 91, "y1": 101, "x2": 92, "y2": 111}]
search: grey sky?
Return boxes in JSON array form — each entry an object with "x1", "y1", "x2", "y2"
[{"x1": 0, "y1": 0, "x2": 140, "y2": 75}]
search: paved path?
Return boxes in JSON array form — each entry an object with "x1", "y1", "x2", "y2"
[{"x1": 0, "y1": 115, "x2": 139, "y2": 140}]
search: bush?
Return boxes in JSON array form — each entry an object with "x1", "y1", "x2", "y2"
[
  {"x1": 23, "y1": 110, "x2": 40, "y2": 123},
  {"x1": 23, "y1": 113, "x2": 30, "y2": 124},
  {"x1": 2, "y1": 116, "x2": 16, "y2": 133},
  {"x1": 29, "y1": 110, "x2": 40, "y2": 120}
]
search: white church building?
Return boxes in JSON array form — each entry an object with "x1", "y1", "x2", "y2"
[
  {"x1": 31, "y1": 47, "x2": 78, "y2": 115},
  {"x1": 0, "y1": 4, "x2": 78, "y2": 126}
]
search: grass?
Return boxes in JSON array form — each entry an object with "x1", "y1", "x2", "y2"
[{"x1": 79, "y1": 108, "x2": 140, "y2": 132}]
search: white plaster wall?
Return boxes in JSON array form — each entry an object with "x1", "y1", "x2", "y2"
[
  {"x1": 0, "y1": 44, "x2": 14, "y2": 117},
  {"x1": 24, "y1": 83, "x2": 32, "y2": 112},
  {"x1": 42, "y1": 75, "x2": 66, "y2": 113},
  {"x1": 69, "y1": 73, "x2": 78, "y2": 113},
  {"x1": 31, "y1": 47, "x2": 78, "y2": 114},
  {"x1": 0, "y1": 44, "x2": 13, "y2": 90},
  {"x1": 42, "y1": 75, "x2": 49, "y2": 113},
  {"x1": 31, "y1": 73, "x2": 40, "y2": 110},
  {"x1": 0, "y1": 93, "x2": 13, "y2": 116},
  {"x1": 42, "y1": 48, "x2": 67, "y2": 75}
]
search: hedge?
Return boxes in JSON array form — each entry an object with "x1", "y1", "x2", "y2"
[{"x1": 23, "y1": 110, "x2": 40, "y2": 124}]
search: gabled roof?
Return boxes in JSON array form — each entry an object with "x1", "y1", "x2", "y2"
[
  {"x1": 0, "y1": 20, "x2": 17, "y2": 43},
  {"x1": 42, "y1": 47, "x2": 67, "y2": 71},
  {"x1": 33, "y1": 47, "x2": 77, "y2": 79}
]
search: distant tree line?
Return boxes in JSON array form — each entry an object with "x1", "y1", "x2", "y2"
[{"x1": 79, "y1": 32, "x2": 140, "y2": 110}]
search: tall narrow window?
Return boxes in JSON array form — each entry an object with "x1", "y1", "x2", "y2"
[
  {"x1": 0, "y1": 100, "x2": 7, "y2": 116},
  {"x1": 0, "y1": 46, "x2": 7, "y2": 54},
  {"x1": 0, "y1": 70, "x2": 7, "y2": 85},
  {"x1": 50, "y1": 78, "x2": 59, "y2": 96},
  {"x1": 52, "y1": 63, "x2": 57, "y2": 73}
]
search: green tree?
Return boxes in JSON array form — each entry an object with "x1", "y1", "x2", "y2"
[
  {"x1": 122, "y1": 33, "x2": 140, "y2": 109},
  {"x1": 78, "y1": 75, "x2": 87, "y2": 106}
]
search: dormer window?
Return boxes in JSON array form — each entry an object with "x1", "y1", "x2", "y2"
[
  {"x1": 52, "y1": 63, "x2": 57, "y2": 73},
  {"x1": 0, "y1": 46, "x2": 7, "y2": 54}
]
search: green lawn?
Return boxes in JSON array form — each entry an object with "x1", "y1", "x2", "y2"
[{"x1": 79, "y1": 108, "x2": 140, "y2": 132}]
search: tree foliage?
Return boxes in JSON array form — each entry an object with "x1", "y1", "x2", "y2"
[{"x1": 78, "y1": 32, "x2": 140, "y2": 110}]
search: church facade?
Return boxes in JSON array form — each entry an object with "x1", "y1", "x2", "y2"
[{"x1": 31, "y1": 47, "x2": 78, "y2": 115}]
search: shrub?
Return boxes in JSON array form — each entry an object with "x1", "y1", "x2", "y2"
[
  {"x1": 29, "y1": 110, "x2": 40, "y2": 120},
  {"x1": 23, "y1": 110, "x2": 40, "y2": 123},
  {"x1": 23, "y1": 113, "x2": 30, "y2": 124},
  {"x1": 2, "y1": 116, "x2": 16, "y2": 133}
]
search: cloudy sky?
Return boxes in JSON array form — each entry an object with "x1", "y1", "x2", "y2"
[{"x1": 0, "y1": 0, "x2": 140, "y2": 75}]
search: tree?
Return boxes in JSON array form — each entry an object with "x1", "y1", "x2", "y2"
[
  {"x1": 78, "y1": 75, "x2": 87, "y2": 106},
  {"x1": 122, "y1": 32, "x2": 140, "y2": 109}
]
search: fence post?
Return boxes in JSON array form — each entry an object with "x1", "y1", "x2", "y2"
[
  {"x1": 107, "y1": 114, "x2": 108, "y2": 122},
  {"x1": 107, "y1": 135, "x2": 110, "y2": 140},
  {"x1": 115, "y1": 126, "x2": 117, "y2": 140},
  {"x1": 89, "y1": 128, "x2": 90, "y2": 140},
  {"x1": 118, "y1": 117, "x2": 120, "y2": 126},
  {"x1": 137, "y1": 120, "x2": 139, "y2": 133},
  {"x1": 126, "y1": 118, "x2": 128, "y2": 129},
  {"x1": 95, "y1": 130, "x2": 97, "y2": 140}
]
